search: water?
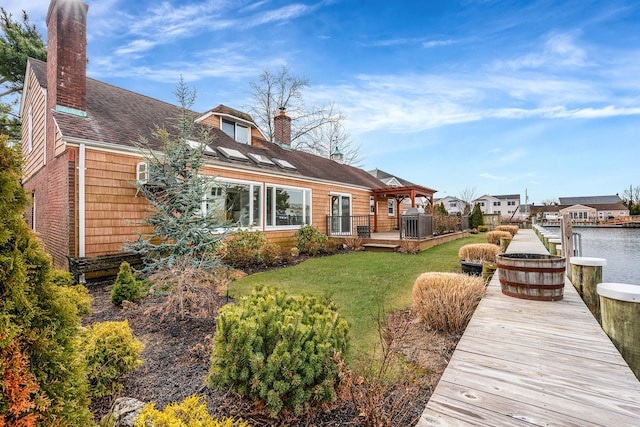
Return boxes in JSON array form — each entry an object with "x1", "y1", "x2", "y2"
[{"x1": 550, "y1": 227, "x2": 640, "y2": 285}]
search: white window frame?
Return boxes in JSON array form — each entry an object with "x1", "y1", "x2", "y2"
[
  {"x1": 370, "y1": 196, "x2": 375, "y2": 215},
  {"x1": 388, "y1": 199, "x2": 395, "y2": 216},
  {"x1": 265, "y1": 184, "x2": 312, "y2": 230},
  {"x1": 136, "y1": 161, "x2": 149, "y2": 184},
  {"x1": 221, "y1": 118, "x2": 250, "y2": 144},
  {"x1": 205, "y1": 177, "x2": 263, "y2": 229}
]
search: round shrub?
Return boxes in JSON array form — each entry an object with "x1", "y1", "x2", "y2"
[
  {"x1": 78, "y1": 320, "x2": 143, "y2": 398},
  {"x1": 412, "y1": 272, "x2": 485, "y2": 333},
  {"x1": 486, "y1": 230, "x2": 512, "y2": 245},
  {"x1": 111, "y1": 261, "x2": 142, "y2": 306},
  {"x1": 295, "y1": 225, "x2": 328, "y2": 255},
  {"x1": 135, "y1": 395, "x2": 249, "y2": 427},
  {"x1": 208, "y1": 287, "x2": 349, "y2": 416},
  {"x1": 458, "y1": 243, "x2": 501, "y2": 263}
]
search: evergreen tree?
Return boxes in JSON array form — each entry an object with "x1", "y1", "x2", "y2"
[
  {"x1": 469, "y1": 202, "x2": 484, "y2": 229},
  {"x1": 437, "y1": 202, "x2": 448, "y2": 216},
  {"x1": 126, "y1": 78, "x2": 231, "y2": 274},
  {"x1": 0, "y1": 135, "x2": 92, "y2": 425},
  {"x1": 0, "y1": 8, "x2": 47, "y2": 139}
]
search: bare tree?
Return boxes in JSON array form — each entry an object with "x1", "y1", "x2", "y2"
[
  {"x1": 458, "y1": 186, "x2": 478, "y2": 215},
  {"x1": 247, "y1": 65, "x2": 362, "y2": 165},
  {"x1": 622, "y1": 185, "x2": 640, "y2": 207},
  {"x1": 297, "y1": 104, "x2": 362, "y2": 166}
]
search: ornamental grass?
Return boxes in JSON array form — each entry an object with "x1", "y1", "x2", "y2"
[
  {"x1": 458, "y1": 243, "x2": 501, "y2": 263},
  {"x1": 412, "y1": 272, "x2": 485, "y2": 333},
  {"x1": 495, "y1": 225, "x2": 519, "y2": 236},
  {"x1": 486, "y1": 230, "x2": 512, "y2": 245}
]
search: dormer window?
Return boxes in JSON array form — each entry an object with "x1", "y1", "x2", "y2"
[{"x1": 222, "y1": 119, "x2": 250, "y2": 144}]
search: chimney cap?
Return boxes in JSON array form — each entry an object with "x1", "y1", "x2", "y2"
[{"x1": 279, "y1": 106, "x2": 286, "y2": 115}]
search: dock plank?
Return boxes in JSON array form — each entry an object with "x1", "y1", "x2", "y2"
[{"x1": 417, "y1": 229, "x2": 640, "y2": 426}]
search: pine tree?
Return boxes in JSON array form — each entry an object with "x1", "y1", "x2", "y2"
[
  {"x1": 127, "y1": 78, "x2": 230, "y2": 274},
  {"x1": 0, "y1": 135, "x2": 92, "y2": 425},
  {"x1": 0, "y1": 8, "x2": 47, "y2": 139},
  {"x1": 469, "y1": 202, "x2": 484, "y2": 229}
]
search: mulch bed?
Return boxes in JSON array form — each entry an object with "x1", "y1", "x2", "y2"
[{"x1": 84, "y1": 274, "x2": 461, "y2": 426}]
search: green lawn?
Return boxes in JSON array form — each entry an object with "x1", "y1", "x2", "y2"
[{"x1": 230, "y1": 233, "x2": 487, "y2": 357}]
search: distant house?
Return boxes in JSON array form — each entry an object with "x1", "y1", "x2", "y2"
[
  {"x1": 433, "y1": 196, "x2": 468, "y2": 215},
  {"x1": 473, "y1": 194, "x2": 525, "y2": 221},
  {"x1": 532, "y1": 195, "x2": 629, "y2": 224},
  {"x1": 20, "y1": 0, "x2": 437, "y2": 270}
]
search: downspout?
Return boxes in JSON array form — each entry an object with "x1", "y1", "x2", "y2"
[{"x1": 78, "y1": 143, "x2": 86, "y2": 257}]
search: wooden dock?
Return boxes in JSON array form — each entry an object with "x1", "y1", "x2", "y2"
[{"x1": 417, "y1": 229, "x2": 640, "y2": 426}]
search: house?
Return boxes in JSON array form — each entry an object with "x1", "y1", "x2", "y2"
[
  {"x1": 433, "y1": 196, "x2": 468, "y2": 215},
  {"x1": 473, "y1": 194, "x2": 525, "y2": 221},
  {"x1": 20, "y1": 0, "x2": 437, "y2": 270},
  {"x1": 531, "y1": 195, "x2": 629, "y2": 224}
]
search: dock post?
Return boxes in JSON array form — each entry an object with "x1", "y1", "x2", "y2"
[
  {"x1": 570, "y1": 257, "x2": 607, "y2": 322},
  {"x1": 597, "y1": 283, "x2": 640, "y2": 380}
]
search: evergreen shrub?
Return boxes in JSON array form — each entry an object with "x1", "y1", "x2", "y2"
[
  {"x1": 111, "y1": 261, "x2": 142, "y2": 306},
  {"x1": 208, "y1": 287, "x2": 349, "y2": 416},
  {"x1": 79, "y1": 320, "x2": 143, "y2": 398},
  {"x1": 295, "y1": 225, "x2": 328, "y2": 255},
  {"x1": 135, "y1": 395, "x2": 250, "y2": 427},
  {"x1": 0, "y1": 135, "x2": 93, "y2": 425},
  {"x1": 224, "y1": 229, "x2": 282, "y2": 269}
]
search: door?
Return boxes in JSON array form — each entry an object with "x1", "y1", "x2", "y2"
[{"x1": 331, "y1": 194, "x2": 351, "y2": 235}]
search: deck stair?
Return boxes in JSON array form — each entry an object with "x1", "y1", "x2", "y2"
[{"x1": 362, "y1": 243, "x2": 400, "y2": 252}]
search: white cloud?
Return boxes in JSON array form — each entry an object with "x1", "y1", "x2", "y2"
[
  {"x1": 480, "y1": 173, "x2": 505, "y2": 181},
  {"x1": 493, "y1": 32, "x2": 587, "y2": 71}
]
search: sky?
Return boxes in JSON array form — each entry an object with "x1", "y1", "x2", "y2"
[{"x1": 8, "y1": 0, "x2": 640, "y2": 204}]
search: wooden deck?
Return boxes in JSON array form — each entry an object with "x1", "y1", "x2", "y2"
[{"x1": 417, "y1": 229, "x2": 640, "y2": 426}]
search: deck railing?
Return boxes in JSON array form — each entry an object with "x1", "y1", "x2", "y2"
[
  {"x1": 400, "y1": 214, "x2": 433, "y2": 240},
  {"x1": 325, "y1": 215, "x2": 371, "y2": 237}
]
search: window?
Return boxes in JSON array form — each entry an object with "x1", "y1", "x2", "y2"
[
  {"x1": 388, "y1": 199, "x2": 395, "y2": 216},
  {"x1": 508, "y1": 201, "x2": 516, "y2": 206},
  {"x1": 479, "y1": 202, "x2": 485, "y2": 207},
  {"x1": 28, "y1": 106, "x2": 33, "y2": 153},
  {"x1": 370, "y1": 196, "x2": 375, "y2": 214},
  {"x1": 449, "y1": 202, "x2": 457, "y2": 208},
  {"x1": 204, "y1": 179, "x2": 262, "y2": 227},
  {"x1": 222, "y1": 119, "x2": 250, "y2": 144},
  {"x1": 493, "y1": 201, "x2": 501, "y2": 206},
  {"x1": 266, "y1": 185, "x2": 311, "y2": 228}
]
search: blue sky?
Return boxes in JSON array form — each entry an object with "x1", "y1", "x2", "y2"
[{"x1": 10, "y1": 0, "x2": 640, "y2": 204}]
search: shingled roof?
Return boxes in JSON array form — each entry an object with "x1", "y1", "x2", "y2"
[
  {"x1": 28, "y1": 58, "x2": 385, "y2": 190},
  {"x1": 558, "y1": 195, "x2": 623, "y2": 205}
]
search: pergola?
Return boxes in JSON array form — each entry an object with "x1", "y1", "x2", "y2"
[{"x1": 372, "y1": 185, "x2": 437, "y2": 231}]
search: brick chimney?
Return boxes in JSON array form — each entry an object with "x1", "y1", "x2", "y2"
[
  {"x1": 273, "y1": 107, "x2": 291, "y2": 147},
  {"x1": 47, "y1": 0, "x2": 89, "y2": 117}
]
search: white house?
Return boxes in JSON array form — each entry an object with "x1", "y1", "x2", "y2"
[{"x1": 473, "y1": 194, "x2": 525, "y2": 221}]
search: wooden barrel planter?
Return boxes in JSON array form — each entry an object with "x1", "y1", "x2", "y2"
[{"x1": 496, "y1": 253, "x2": 566, "y2": 301}]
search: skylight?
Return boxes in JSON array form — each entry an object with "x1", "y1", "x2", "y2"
[
  {"x1": 272, "y1": 158, "x2": 297, "y2": 170},
  {"x1": 187, "y1": 139, "x2": 216, "y2": 155},
  {"x1": 247, "y1": 152, "x2": 275, "y2": 166},
  {"x1": 216, "y1": 146, "x2": 249, "y2": 161}
]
